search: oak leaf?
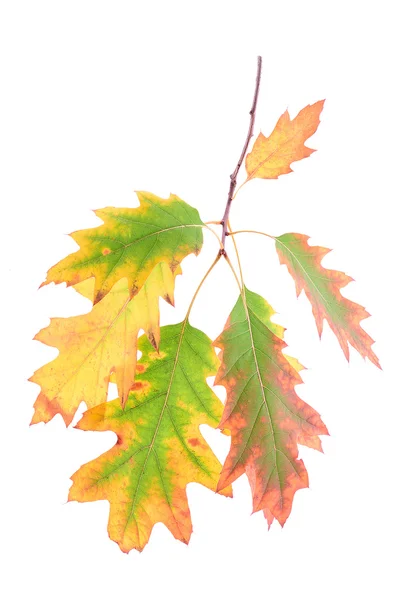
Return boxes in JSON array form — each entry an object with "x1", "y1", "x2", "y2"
[
  {"x1": 69, "y1": 321, "x2": 231, "y2": 552},
  {"x1": 42, "y1": 191, "x2": 204, "y2": 303},
  {"x1": 215, "y1": 287, "x2": 328, "y2": 526},
  {"x1": 245, "y1": 100, "x2": 324, "y2": 181},
  {"x1": 275, "y1": 233, "x2": 380, "y2": 367},
  {"x1": 30, "y1": 263, "x2": 179, "y2": 425},
  {"x1": 29, "y1": 57, "x2": 380, "y2": 552}
]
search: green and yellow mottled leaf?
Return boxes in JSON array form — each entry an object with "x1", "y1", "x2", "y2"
[
  {"x1": 42, "y1": 191, "x2": 204, "y2": 303},
  {"x1": 30, "y1": 263, "x2": 179, "y2": 426},
  {"x1": 275, "y1": 233, "x2": 380, "y2": 367},
  {"x1": 245, "y1": 100, "x2": 324, "y2": 182},
  {"x1": 69, "y1": 321, "x2": 231, "y2": 552},
  {"x1": 215, "y1": 287, "x2": 328, "y2": 526}
]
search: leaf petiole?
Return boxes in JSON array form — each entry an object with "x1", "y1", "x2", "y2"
[
  {"x1": 226, "y1": 229, "x2": 275, "y2": 241},
  {"x1": 184, "y1": 251, "x2": 222, "y2": 322},
  {"x1": 203, "y1": 224, "x2": 224, "y2": 250}
]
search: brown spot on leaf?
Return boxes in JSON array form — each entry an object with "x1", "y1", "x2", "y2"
[
  {"x1": 188, "y1": 438, "x2": 200, "y2": 447},
  {"x1": 95, "y1": 289, "x2": 105, "y2": 304},
  {"x1": 169, "y1": 258, "x2": 180, "y2": 273},
  {"x1": 130, "y1": 380, "x2": 149, "y2": 392},
  {"x1": 164, "y1": 293, "x2": 174, "y2": 306},
  {"x1": 147, "y1": 331, "x2": 158, "y2": 351},
  {"x1": 136, "y1": 363, "x2": 147, "y2": 373},
  {"x1": 102, "y1": 248, "x2": 111, "y2": 255}
]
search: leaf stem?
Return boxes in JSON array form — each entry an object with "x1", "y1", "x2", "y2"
[
  {"x1": 224, "y1": 253, "x2": 243, "y2": 294},
  {"x1": 203, "y1": 224, "x2": 224, "y2": 250},
  {"x1": 227, "y1": 221, "x2": 245, "y2": 286},
  {"x1": 221, "y1": 222, "x2": 246, "y2": 296},
  {"x1": 220, "y1": 56, "x2": 262, "y2": 252},
  {"x1": 227, "y1": 229, "x2": 275, "y2": 241},
  {"x1": 225, "y1": 227, "x2": 274, "y2": 294},
  {"x1": 184, "y1": 251, "x2": 222, "y2": 321}
]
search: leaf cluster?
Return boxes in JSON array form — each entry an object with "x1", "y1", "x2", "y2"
[{"x1": 30, "y1": 65, "x2": 379, "y2": 552}]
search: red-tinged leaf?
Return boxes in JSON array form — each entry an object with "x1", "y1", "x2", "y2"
[
  {"x1": 276, "y1": 233, "x2": 380, "y2": 367},
  {"x1": 215, "y1": 287, "x2": 328, "y2": 526}
]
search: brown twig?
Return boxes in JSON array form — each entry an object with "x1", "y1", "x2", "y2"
[{"x1": 220, "y1": 56, "x2": 262, "y2": 253}]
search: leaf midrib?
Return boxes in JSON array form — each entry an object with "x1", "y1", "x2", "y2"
[
  {"x1": 246, "y1": 125, "x2": 308, "y2": 181},
  {"x1": 241, "y1": 288, "x2": 278, "y2": 460},
  {"x1": 276, "y1": 237, "x2": 331, "y2": 311},
  {"x1": 122, "y1": 318, "x2": 191, "y2": 538},
  {"x1": 228, "y1": 291, "x2": 303, "y2": 485},
  {"x1": 74, "y1": 224, "x2": 204, "y2": 268}
]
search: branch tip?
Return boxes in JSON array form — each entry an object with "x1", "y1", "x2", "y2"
[{"x1": 220, "y1": 57, "x2": 262, "y2": 250}]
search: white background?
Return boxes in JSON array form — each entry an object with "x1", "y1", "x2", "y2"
[{"x1": 1, "y1": 1, "x2": 412, "y2": 598}]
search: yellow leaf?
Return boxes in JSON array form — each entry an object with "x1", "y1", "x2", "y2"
[{"x1": 30, "y1": 264, "x2": 179, "y2": 426}]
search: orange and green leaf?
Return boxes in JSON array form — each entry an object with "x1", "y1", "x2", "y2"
[
  {"x1": 69, "y1": 321, "x2": 231, "y2": 552},
  {"x1": 215, "y1": 287, "x2": 328, "y2": 526},
  {"x1": 245, "y1": 100, "x2": 324, "y2": 182},
  {"x1": 42, "y1": 191, "x2": 204, "y2": 303},
  {"x1": 30, "y1": 263, "x2": 179, "y2": 426},
  {"x1": 275, "y1": 233, "x2": 380, "y2": 367}
]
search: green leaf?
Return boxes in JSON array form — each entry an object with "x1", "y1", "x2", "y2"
[
  {"x1": 69, "y1": 321, "x2": 231, "y2": 553},
  {"x1": 42, "y1": 191, "x2": 204, "y2": 303}
]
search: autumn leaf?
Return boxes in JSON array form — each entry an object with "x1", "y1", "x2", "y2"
[
  {"x1": 69, "y1": 321, "x2": 231, "y2": 552},
  {"x1": 42, "y1": 191, "x2": 204, "y2": 303},
  {"x1": 275, "y1": 233, "x2": 380, "y2": 367},
  {"x1": 278, "y1": 356, "x2": 324, "y2": 453},
  {"x1": 245, "y1": 100, "x2": 324, "y2": 182},
  {"x1": 75, "y1": 261, "x2": 180, "y2": 351},
  {"x1": 30, "y1": 58, "x2": 379, "y2": 551},
  {"x1": 30, "y1": 263, "x2": 179, "y2": 426},
  {"x1": 215, "y1": 287, "x2": 328, "y2": 526}
]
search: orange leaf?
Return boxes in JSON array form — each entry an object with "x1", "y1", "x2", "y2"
[{"x1": 245, "y1": 100, "x2": 324, "y2": 181}]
